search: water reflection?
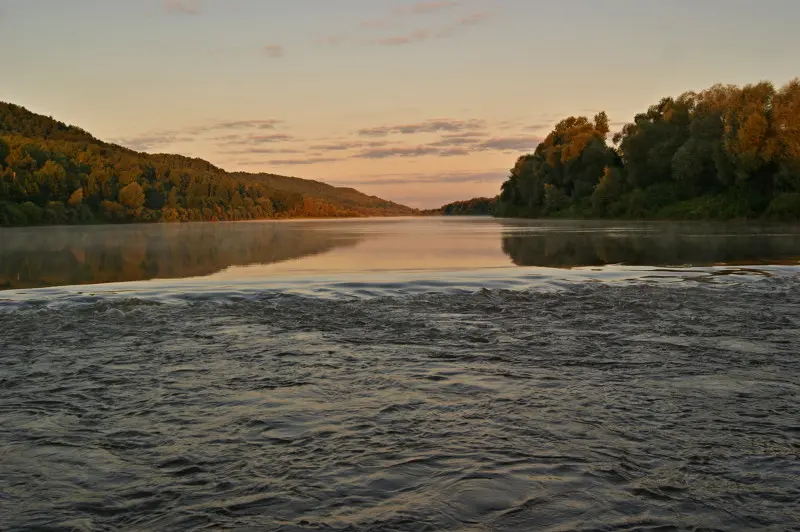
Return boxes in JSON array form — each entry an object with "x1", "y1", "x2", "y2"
[
  {"x1": 501, "y1": 220, "x2": 800, "y2": 267},
  {"x1": 1, "y1": 218, "x2": 799, "y2": 291},
  {"x1": 0, "y1": 222, "x2": 361, "y2": 289}
]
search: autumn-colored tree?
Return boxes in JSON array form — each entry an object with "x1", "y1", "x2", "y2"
[
  {"x1": 722, "y1": 82, "x2": 781, "y2": 184},
  {"x1": 118, "y1": 182, "x2": 145, "y2": 210},
  {"x1": 774, "y1": 80, "x2": 800, "y2": 163},
  {"x1": 67, "y1": 188, "x2": 83, "y2": 207}
]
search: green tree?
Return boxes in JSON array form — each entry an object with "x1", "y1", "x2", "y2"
[
  {"x1": 20, "y1": 201, "x2": 43, "y2": 224},
  {"x1": 592, "y1": 167, "x2": 623, "y2": 215},
  {"x1": 0, "y1": 138, "x2": 9, "y2": 166},
  {"x1": 100, "y1": 200, "x2": 126, "y2": 221},
  {"x1": 496, "y1": 78, "x2": 800, "y2": 221},
  {"x1": 166, "y1": 187, "x2": 179, "y2": 208}
]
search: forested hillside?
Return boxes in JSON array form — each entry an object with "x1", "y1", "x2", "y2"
[
  {"x1": 497, "y1": 79, "x2": 800, "y2": 220},
  {"x1": 0, "y1": 103, "x2": 414, "y2": 226},
  {"x1": 232, "y1": 173, "x2": 407, "y2": 214}
]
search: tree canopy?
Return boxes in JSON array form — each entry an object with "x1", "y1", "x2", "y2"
[
  {"x1": 496, "y1": 79, "x2": 800, "y2": 220},
  {"x1": 424, "y1": 197, "x2": 497, "y2": 216}
]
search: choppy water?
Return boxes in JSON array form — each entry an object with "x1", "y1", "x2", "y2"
[{"x1": 1, "y1": 219, "x2": 799, "y2": 530}]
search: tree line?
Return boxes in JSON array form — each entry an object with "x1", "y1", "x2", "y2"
[
  {"x1": 0, "y1": 103, "x2": 412, "y2": 226},
  {"x1": 423, "y1": 197, "x2": 497, "y2": 216},
  {"x1": 496, "y1": 79, "x2": 800, "y2": 220}
]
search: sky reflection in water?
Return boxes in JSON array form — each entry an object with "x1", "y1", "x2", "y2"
[{"x1": 1, "y1": 217, "x2": 799, "y2": 291}]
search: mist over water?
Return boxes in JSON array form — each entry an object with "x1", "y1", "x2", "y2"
[
  {"x1": 1, "y1": 218, "x2": 799, "y2": 530},
  {"x1": 1, "y1": 217, "x2": 800, "y2": 293}
]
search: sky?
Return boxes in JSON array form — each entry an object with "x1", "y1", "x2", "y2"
[{"x1": 1, "y1": 0, "x2": 799, "y2": 208}]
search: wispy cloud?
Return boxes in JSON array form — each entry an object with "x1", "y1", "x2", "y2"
[
  {"x1": 112, "y1": 118, "x2": 286, "y2": 152},
  {"x1": 453, "y1": 11, "x2": 491, "y2": 27},
  {"x1": 190, "y1": 119, "x2": 282, "y2": 134},
  {"x1": 309, "y1": 141, "x2": 363, "y2": 152},
  {"x1": 357, "y1": 1, "x2": 462, "y2": 32},
  {"x1": 356, "y1": 146, "x2": 441, "y2": 159},
  {"x1": 308, "y1": 140, "x2": 391, "y2": 151},
  {"x1": 475, "y1": 136, "x2": 542, "y2": 151},
  {"x1": 430, "y1": 133, "x2": 488, "y2": 147},
  {"x1": 211, "y1": 134, "x2": 243, "y2": 142},
  {"x1": 235, "y1": 134, "x2": 295, "y2": 145},
  {"x1": 522, "y1": 122, "x2": 556, "y2": 132},
  {"x1": 236, "y1": 147, "x2": 304, "y2": 155},
  {"x1": 226, "y1": 148, "x2": 302, "y2": 156},
  {"x1": 267, "y1": 157, "x2": 341, "y2": 166},
  {"x1": 347, "y1": 133, "x2": 542, "y2": 159},
  {"x1": 318, "y1": 1, "x2": 492, "y2": 48},
  {"x1": 441, "y1": 131, "x2": 488, "y2": 139},
  {"x1": 393, "y1": 1, "x2": 461, "y2": 16},
  {"x1": 334, "y1": 170, "x2": 504, "y2": 187},
  {"x1": 439, "y1": 148, "x2": 471, "y2": 156},
  {"x1": 360, "y1": 19, "x2": 390, "y2": 29},
  {"x1": 115, "y1": 134, "x2": 194, "y2": 152},
  {"x1": 116, "y1": 114, "x2": 540, "y2": 162},
  {"x1": 316, "y1": 35, "x2": 347, "y2": 47},
  {"x1": 358, "y1": 118, "x2": 486, "y2": 137},
  {"x1": 297, "y1": 130, "x2": 533, "y2": 163},
  {"x1": 216, "y1": 135, "x2": 297, "y2": 153},
  {"x1": 371, "y1": 11, "x2": 492, "y2": 46},
  {"x1": 375, "y1": 29, "x2": 432, "y2": 46},
  {"x1": 263, "y1": 44, "x2": 285, "y2": 58},
  {"x1": 222, "y1": 131, "x2": 540, "y2": 164},
  {"x1": 164, "y1": 0, "x2": 201, "y2": 15}
]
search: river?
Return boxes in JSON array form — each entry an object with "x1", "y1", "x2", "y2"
[{"x1": 1, "y1": 218, "x2": 798, "y2": 530}]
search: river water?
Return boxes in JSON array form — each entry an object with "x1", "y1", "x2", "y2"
[{"x1": 1, "y1": 218, "x2": 798, "y2": 530}]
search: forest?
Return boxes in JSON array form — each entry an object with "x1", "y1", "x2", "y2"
[
  {"x1": 496, "y1": 79, "x2": 800, "y2": 220},
  {"x1": 424, "y1": 197, "x2": 497, "y2": 216},
  {"x1": 0, "y1": 103, "x2": 413, "y2": 226}
]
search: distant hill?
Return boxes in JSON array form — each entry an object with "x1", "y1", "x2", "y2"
[
  {"x1": 0, "y1": 102, "x2": 415, "y2": 226},
  {"x1": 233, "y1": 172, "x2": 409, "y2": 214}
]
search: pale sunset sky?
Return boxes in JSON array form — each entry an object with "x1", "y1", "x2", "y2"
[{"x1": 1, "y1": 0, "x2": 798, "y2": 207}]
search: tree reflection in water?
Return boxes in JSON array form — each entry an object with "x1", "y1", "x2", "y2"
[
  {"x1": 2, "y1": 219, "x2": 799, "y2": 291},
  {"x1": 0, "y1": 222, "x2": 362, "y2": 289},
  {"x1": 501, "y1": 221, "x2": 800, "y2": 268}
]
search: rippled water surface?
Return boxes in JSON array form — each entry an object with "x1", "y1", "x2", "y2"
[{"x1": 1, "y1": 218, "x2": 799, "y2": 530}]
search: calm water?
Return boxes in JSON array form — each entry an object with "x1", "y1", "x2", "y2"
[
  {"x1": 1, "y1": 218, "x2": 799, "y2": 530},
  {"x1": 2, "y1": 217, "x2": 800, "y2": 295}
]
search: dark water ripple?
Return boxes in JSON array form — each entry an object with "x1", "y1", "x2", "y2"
[{"x1": 1, "y1": 279, "x2": 799, "y2": 531}]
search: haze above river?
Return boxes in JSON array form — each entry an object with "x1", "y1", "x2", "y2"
[{"x1": 2, "y1": 217, "x2": 800, "y2": 299}]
